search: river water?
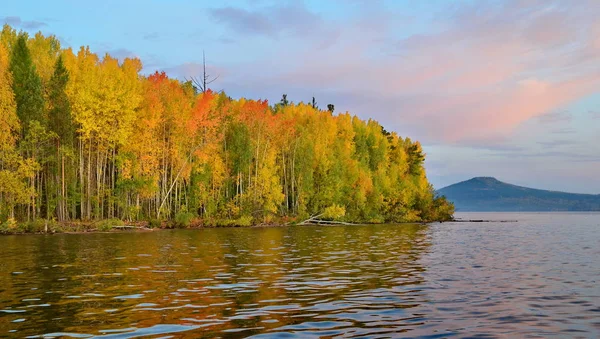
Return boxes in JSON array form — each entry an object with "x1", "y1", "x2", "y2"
[{"x1": 0, "y1": 212, "x2": 599, "y2": 338}]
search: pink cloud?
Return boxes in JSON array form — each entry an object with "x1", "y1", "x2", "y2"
[
  {"x1": 211, "y1": 0, "x2": 600, "y2": 144},
  {"x1": 155, "y1": 0, "x2": 600, "y2": 146},
  {"x1": 430, "y1": 75, "x2": 600, "y2": 141}
]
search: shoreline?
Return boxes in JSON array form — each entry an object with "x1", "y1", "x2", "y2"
[
  {"x1": 0, "y1": 217, "x2": 523, "y2": 236},
  {"x1": 0, "y1": 218, "x2": 448, "y2": 236}
]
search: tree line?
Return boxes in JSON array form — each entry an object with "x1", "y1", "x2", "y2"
[{"x1": 0, "y1": 25, "x2": 453, "y2": 229}]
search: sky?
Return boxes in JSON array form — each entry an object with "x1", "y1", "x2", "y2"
[{"x1": 3, "y1": 0, "x2": 600, "y2": 193}]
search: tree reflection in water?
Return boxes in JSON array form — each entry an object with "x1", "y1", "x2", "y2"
[{"x1": 0, "y1": 224, "x2": 431, "y2": 338}]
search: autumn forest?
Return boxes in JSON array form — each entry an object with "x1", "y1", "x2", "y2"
[{"x1": 0, "y1": 25, "x2": 453, "y2": 232}]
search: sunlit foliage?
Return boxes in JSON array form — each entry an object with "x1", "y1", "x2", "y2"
[{"x1": 0, "y1": 25, "x2": 453, "y2": 226}]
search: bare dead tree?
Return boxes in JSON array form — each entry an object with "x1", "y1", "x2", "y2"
[{"x1": 185, "y1": 51, "x2": 219, "y2": 93}]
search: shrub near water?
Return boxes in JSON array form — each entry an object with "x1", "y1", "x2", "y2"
[
  {"x1": 173, "y1": 211, "x2": 195, "y2": 228},
  {"x1": 203, "y1": 215, "x2": 253, "y2": 227},
  {"x1": 233, "y1": 215, "x2": 253, "y2": 227},
  {"x1": 322, "y1": 204, "x2": 346, "y2": 221},
  {"x1": 148, "y1": 219, "x2": 162, "y2": 229},
  {"x1": 24, "y1": 219, "x2": 47, "y2": 233},
  {"x1": 97, "y1": 218, "x2": 124, "y2": 231},
  {"x1": 0, "y1": 218, "x2": 63, "y2": 234},
  {"x1": 0, "y1": 218, "x2": 18, "y2": 234}
]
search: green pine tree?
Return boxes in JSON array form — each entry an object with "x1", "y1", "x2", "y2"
[
  {"x1": 47, "y1": 54, "x2": 74, "y2": 221},
  {"x1": 48, "y1": 55, "x2": 73, "y2": 146},
  {"x1": 9, "y1": 33, "x2": 45, "y2": 135}
]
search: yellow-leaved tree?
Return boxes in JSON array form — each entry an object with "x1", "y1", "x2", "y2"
[{"x1": 0, "y1": 44, "x2": 35, "y2": 221}]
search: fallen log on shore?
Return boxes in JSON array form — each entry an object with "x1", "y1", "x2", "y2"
[
  {"x1": 299, "y1": 219, "x2": 359, "y2": 226},
  {"x1": 110, "y1": 225, "x2": 153, "y2": 230},
  {"x1": 297, "y1": 213, "x2": 360, "y2": 226}
]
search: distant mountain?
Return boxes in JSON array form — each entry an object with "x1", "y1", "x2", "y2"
[{"x1": 437, "y1": 177, "x2": 600, "y2": 211}]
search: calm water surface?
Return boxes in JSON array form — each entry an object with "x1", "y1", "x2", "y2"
[{"x1": 1, "y1": 212, "x2": 599, "y2": 338}]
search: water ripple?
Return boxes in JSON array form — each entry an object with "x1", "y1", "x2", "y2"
[{"x1": 1, "y1": 213, "x2": 599, "y2": 337}]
